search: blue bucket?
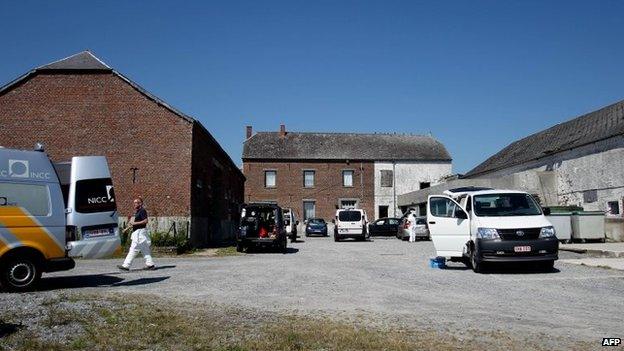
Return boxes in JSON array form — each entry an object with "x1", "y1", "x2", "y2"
[{"x1": 429, "y1": 256, "x2": 446, "y2": 269}]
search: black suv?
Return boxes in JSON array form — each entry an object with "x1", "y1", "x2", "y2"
[{"x1": 237, "y1": 203, "x2": 287, "y2": 253}]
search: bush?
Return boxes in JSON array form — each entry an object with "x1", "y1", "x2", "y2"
[{"x1": 150, "y1": 230, "x2": 191, "y2": 254}]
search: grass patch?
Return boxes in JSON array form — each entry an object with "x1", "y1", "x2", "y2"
[
  {"x1": 0, "y1": 293, "x2": 587, "y2": 351},
  {"x1": 214, "y1": 246, "x2": 241, "y2": 257}
]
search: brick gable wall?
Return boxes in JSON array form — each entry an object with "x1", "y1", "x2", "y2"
[{"x1": 0, "y1": 72, "x2": 194, "y2": 219}]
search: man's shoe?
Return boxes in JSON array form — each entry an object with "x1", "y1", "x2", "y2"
[
  {"x1": 117, "y1": 265, "x2": 130, "y2": 271},
  {"x1": 144, "y1": 265, "x2": 156, "y2": 270}
]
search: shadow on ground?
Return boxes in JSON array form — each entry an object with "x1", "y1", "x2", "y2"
[
  {"x1": 0, "y1": 322, "x2": 23, "y2": 338},
  {"x1": 245, "y1": 247, "x2": 300, "y2": 254},
  {"x1": 39, "y1": 274, "x2": 170, "y2": 291}
]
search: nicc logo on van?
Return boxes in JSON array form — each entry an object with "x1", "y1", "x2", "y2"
[{"x1": 0, "y1": 159, "x2": 51, "y2": 180}]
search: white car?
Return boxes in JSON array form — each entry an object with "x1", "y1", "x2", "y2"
[
  {"x1": 427, "y1": 188, "x2": 559, "y2": 273},
  {"x1": 333, "y1": 209, "x2": 368, "y2": 242},
  {"x1": 282, "y1": 208, "x2": 298, "y2": 241}
]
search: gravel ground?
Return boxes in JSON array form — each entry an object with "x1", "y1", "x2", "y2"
[{"x1": 2, "y1": 236, "x2": 623, "y2": 349}]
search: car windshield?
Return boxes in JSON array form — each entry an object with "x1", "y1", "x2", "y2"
[
  {"x1": 473, "y1": 193, "x2": 542, "y2": 216},
  {"x1": 309, "y1": 218, "x2": 325, "y2": 224},
  {"x1": 338, "y1": 211, "x2": 362, "y2": 222}
]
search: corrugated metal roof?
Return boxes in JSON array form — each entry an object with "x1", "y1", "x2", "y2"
[
  {"x1": 464, "y1": 99, "x2": 624, "y2": 178},
  {"x1": 243, "y1": 132, "x2": 451, "y2": 161}
]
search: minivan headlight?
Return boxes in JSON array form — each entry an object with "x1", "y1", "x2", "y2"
[
  {"x1": 539, "y1": 226, "x2": 556, "y2": 238},
  {"x1": 477, "y1": 228, "x2": 500, "y2": 240}
]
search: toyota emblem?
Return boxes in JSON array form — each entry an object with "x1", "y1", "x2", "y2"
[{"x1": 516, "y1": 230, "x2": 525, "y2": 236}]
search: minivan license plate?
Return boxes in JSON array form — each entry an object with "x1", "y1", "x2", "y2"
[
  {"x1": 514, "y1": 246, "x2": 531, "y2": 253},
  {"x1": 84, "y1": 228, "x2": 114, "y2": 239}
]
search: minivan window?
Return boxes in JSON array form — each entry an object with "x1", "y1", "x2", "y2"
[
  {"x1": 75, "y1": 178, "x2": 116, "y2": 213},
  {"x1": 0, "y1": 182, "x2": 50, "y2": 216},
  {"x1": 474, "y1": 193, "x2": 542, "y2": 217},
  {"x1": 338, "y1": 211, "x2": 362, "y2": 222}
]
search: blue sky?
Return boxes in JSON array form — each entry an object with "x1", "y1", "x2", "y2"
[{"x1": 1, "y1": 1, "x2": 623, "y2": 173}]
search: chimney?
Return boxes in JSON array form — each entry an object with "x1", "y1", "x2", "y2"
[
  {"x1": 246, "y1": 125, "x2": 253, "y2": 139},
  {"x1": 279, "y1": 124, "x2": 286, "y2": 137}
]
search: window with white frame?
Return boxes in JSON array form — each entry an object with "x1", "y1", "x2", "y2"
[
  {"x1": 303, "y1": 170, "x2": 315, "y2": 188},
  {"x1": 264, "y1": 170, "x2": 276, "y2": 188},
  {"x1": 342, "y1": 170, "x2": 354, "y2": 187}
]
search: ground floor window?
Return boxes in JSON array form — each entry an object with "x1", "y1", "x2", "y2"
[
  {"x1": 607, "y1": 200, "x2": 621, "y2": 216},
  {"x1": 303, "y1": 201, "x2": 316, "y2": 220},
  {"x1": 378, "y1": 205, "x2": 389, "y2": 218}
]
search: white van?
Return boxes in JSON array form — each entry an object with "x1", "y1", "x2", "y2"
[
  {"x1": 333, "y1": 208, "x2": 368, "y2": 242},
  {"x1": 282, "y1": 208, "x2": 298, "y2": 241},
  {"x1": 427, "y1": 188, "x2": 558, "y2": 272},
  {"x1": 0, "y1": 146, "x2": 120, "y2": 291}
]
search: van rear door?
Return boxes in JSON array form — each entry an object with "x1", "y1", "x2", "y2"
[
  {"x1": 427, "y1": 195, "x2": 470, "y2": 257},
  {"x1": 66, "y1": 156, "x2": 120, "y2": 259}
]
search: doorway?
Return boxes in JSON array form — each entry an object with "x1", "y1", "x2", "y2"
[{"x1": 378, "y1": 205, "x2": 389, "y2": 218}]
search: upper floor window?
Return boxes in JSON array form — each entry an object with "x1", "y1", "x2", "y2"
[
  {"x1": 342, "y1": 170, "x2": 354, "y2": 187},
  {"x1": 380, "y1": 170, "x2": 393, "y2": 187},
  {"x1": 303, "y1": 170, "x2": 315, "y2": 188},
  {"x1": 264, "y1": 170, "x2": 276, "y2": 188}
]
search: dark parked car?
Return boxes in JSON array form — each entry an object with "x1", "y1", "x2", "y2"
[
  {"x1": 237, "y1": 203, "x2": 287, "y2": 253},
  {"x1": 305, "y1": 218, "x2": 328, "y2": 236},
  {"x1": 368, "y1": 217, "x2": 402, "y2": 236}
]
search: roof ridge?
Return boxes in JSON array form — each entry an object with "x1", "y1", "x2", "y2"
[
  {"x1": 37, "y1": 50, "x2": 111, "y2": 71},
  {"x1": 255, "y1": 131, "x2": 433, "y2": 138}
]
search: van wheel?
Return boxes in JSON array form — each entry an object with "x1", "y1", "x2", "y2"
[
  {"x1": 236, "y1": 243, "x2": 244, "y2": 253},
  {"x1": 1, "y1": 256, "x2": 41, "y2": 292},
  {"x1": 470, "y1": 249, "x2": 484, "y2": 273}
]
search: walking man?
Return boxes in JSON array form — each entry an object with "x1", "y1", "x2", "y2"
[{"x1": 118, "y1": 197, "x2": 155, "y2": 271}]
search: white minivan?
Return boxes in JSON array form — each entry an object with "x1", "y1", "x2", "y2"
[
  {"x1": 333, "y1": 208, "x2": 368, "y2": 242},
  {"x1": 427, "y1": 188, "x2": 558, "y2": 272}
]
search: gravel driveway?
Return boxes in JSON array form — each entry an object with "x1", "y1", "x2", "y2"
[{"x1": 15, "y1": 237, "x2": 624, "y2": 346}]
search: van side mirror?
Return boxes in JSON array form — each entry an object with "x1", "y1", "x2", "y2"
[
  {"x1": 455, "y1": 210, "x2": 468, "y2": 220},
  {"x1": 332, "y1": 219, "x2": 335, "y2": 224},
  {"x1": 543, "y1": 208, "x2": 551, "y2": 215}
]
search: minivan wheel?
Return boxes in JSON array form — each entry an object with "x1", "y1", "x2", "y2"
[
  {"x1": 470, "y1": 249, "x2": 484, "y2": 273},
  {"x1": 1, "y1": 256, "x2": 41, "y2": 292}
]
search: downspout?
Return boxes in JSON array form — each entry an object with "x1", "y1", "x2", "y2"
[{"x1": 393, "y1": 161, "x2": 396, "y2": 217}]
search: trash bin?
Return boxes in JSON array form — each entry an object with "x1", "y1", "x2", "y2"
[
  {"x1": 571, "y1": 211, "x2": 606, "y2": 242},
  {"x1": 546, "y1": 213, "x2": 572, "y2": 244}
]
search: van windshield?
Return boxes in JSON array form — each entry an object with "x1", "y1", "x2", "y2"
[
  {"x1": 339, "y1": 211, "x2": 362, "y2": 222},
  {"x1": 473, "y1": 193, "x2": 542, "y2": 217}
]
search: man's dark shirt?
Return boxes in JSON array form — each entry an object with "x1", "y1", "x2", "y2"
[{"x1": 133, "y1": 208, "x2": 148, "y2": 231}]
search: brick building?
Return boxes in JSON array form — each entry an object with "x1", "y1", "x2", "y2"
[
  {"x1": 0, "y1": 51, "x2": 245, "y2": 246},
  {"x1": 242, "y1": 125, "x2": 451, "y2": 221}
]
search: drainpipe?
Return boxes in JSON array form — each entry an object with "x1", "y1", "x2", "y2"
[{"x1": 393, "y1": 161, "x2": 397, "y2": 217}]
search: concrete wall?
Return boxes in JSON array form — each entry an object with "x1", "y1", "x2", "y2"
[{"x1": 373, "y1": 161, "x2": 451, "y2": 219}]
